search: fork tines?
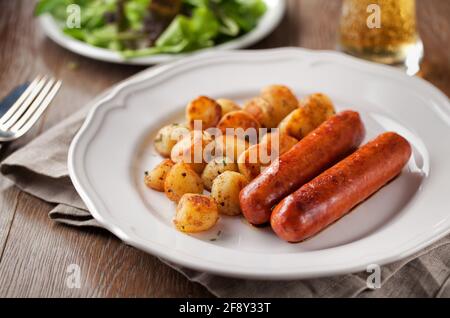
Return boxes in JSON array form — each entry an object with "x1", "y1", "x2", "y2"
[{"x1": 0, "y1": 76, "x2": 61, "y2": 136}]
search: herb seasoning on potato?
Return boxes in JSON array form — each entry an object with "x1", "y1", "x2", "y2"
[
  {"x1": 174, "y1": 194, "x2": 219, "y2": 233},
  {"x1": 211, "y1": 171, "x2": 249, "y2": 216},
  {"x1": 164, "y1": 162, "x2": 203, "y2": 202},
  {"x1": 186, "y1": 96, "x2": 222, "y2": 130},
  {"x1": 279, "y1": 93, "x2": 335, "y2": 140},
  {"x1": 154, "y1": 123, "x2": 189, "y2": 157},
  {"x1": 201, "y1": 157, "x2": 239, "y2": 191},
  {"x1": 144, "y1": 159, "x2": 175, "y2": 191}
]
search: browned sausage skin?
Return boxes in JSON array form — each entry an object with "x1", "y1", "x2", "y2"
[
  {"x1": 271, "y1": 132, "x2": 412, "y2": 243},
  {"x1": 240, "y1": 111, "x2": 366, "y2": 225}
]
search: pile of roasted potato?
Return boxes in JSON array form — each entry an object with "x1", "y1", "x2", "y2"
[{"x1": 144, "y1": 85, "x2": 336, "y2": 234}]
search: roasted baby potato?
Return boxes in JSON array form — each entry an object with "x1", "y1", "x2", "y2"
[
  {"x1": 170, "y1": 131, "x2": 214, "y2": 174},
  {"x1": 216, "y1": 98, "x2": 241, "y2": 115},
  {"x1": 154, "y1": 123, "x2": 190, "y2": 157},
  {"x1": 213, "y1": 135, "x2": 250, "y2": 162},
  {"x1": 201, "y1": 156, "x2": 239, "y2": 191},
  {"x1": 164, "y1": 162, "x2": 204, "y2": 202},
  {"x1": 279, "y1": 93, "x2": 335, "y2": 140},
  {"x1": 144, "y1": 159, "x2": 175, "y2": 191},
  {"x1": 243, "y1": 97, "x2": 276, "y2": 128},
  {"x1": 216, "y1": 110, "x2": 261, "y2": 134},
  {"x1": 237, "y1": 132, "x2": 297, "y2": 180},
  {"x1": 260, "y1": 132, "x2": 298, "y2": 155},
  {"x1": 186, "y1": 96, "x2": 222, "y2": 130},
  {"x1": 237, "y1": 144, "x2": 273, "y2": 181},
  {"x1": 174, "y1": 194, "x2": 219, "y2": 233},
  {"x1": 260, "y1": 85, "x2": 299, "y2": 126},
  {"x1": 300, "y1": 92, "x2": 336, "y2": 125},
  {"x1": 211, "y1": 171, "x2": 249, "y2": 216},
  {"x1": 278, "y1": 109, "x2": 306, "y2": 140}
]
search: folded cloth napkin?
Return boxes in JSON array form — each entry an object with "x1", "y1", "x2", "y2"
[{"x1": 1, "y1": 89, "x2": 449, "y2": 298}]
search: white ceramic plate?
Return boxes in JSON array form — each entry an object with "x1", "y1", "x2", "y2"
[
  {"x1": 68, "y1": 48, "x2": 450, "y2": 280},
  {"x1": 39, "y1": 0, "x2": 285, "y2": 65}
]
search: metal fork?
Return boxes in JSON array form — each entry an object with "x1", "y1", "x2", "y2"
[{"x1": 0, "y1": 76, "x2": 61, "y2": 142}]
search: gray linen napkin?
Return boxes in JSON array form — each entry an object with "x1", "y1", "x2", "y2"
[{"x1": 1, "y1": 102, "x2": 449, "y2": 298}]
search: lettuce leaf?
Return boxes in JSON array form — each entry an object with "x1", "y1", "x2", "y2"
[
  {"x1": 218, "y1": 0, "x2": 267, "y2": 33},
  {"x1": 123, "y1": 6, "x2": 220, "y2": 57},
  {"x1": 36, "y1": 0, "x2": 267, "y2": 57}
]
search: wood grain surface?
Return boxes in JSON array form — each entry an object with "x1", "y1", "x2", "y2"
[{"x1": 0, "y1": 0, "x2": 449, "y2": 297}]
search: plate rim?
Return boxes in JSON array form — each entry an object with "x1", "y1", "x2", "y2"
[
  {"x1": 68, "y1": 48, "x2": 450, "y2": 280},
  {"x1": 39, "y1": 0, "x2": 286, "y2": 65}
]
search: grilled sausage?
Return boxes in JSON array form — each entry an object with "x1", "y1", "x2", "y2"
[
  {"x1": 271, "y1": 132, "x2": 412, "y2": 242},
  {"x1": 239, "y1": 111, "x2": 366, "y2": 225}
]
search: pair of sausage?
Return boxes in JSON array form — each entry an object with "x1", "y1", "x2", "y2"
[
  {"x1": 271, "y1": 131, "x2": 412, "y2": 242},
  {"x1": 240, "y1": 110, "x2": 366, "y2": 225},
  {"x1": 239, "y1": 111, "x2": 412, "y2": 243}
]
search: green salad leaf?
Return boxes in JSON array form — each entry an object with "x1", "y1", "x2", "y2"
[
  {"x1": 219, "y1": 0, "x2": 267, "y2": 32},
  {"x1": 157, "y1": 7, "x2": 219, "y2": 50},
  {"x1": 36, "y1": 0, "x2": 267, "y2": 58},
  {"x1": 124, "y1": 0, "x2": 151, "y2": 30}
]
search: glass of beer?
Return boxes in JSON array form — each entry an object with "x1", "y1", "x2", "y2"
[{"x1": 338, "y1": 0, "x2": 423, "y2": 75}]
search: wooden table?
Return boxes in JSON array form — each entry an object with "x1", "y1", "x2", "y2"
[{"x1": 0, "y1": 0, "x2": 449, "y2": 297}]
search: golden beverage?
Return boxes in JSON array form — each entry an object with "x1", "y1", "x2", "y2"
[{"x1": 339, "y1": 0, "x2": 423, "y2": 67}]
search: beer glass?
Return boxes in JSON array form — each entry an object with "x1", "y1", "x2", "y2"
[{"x1": 338, "y1": 0, "x2": 423, "y2": 75}]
